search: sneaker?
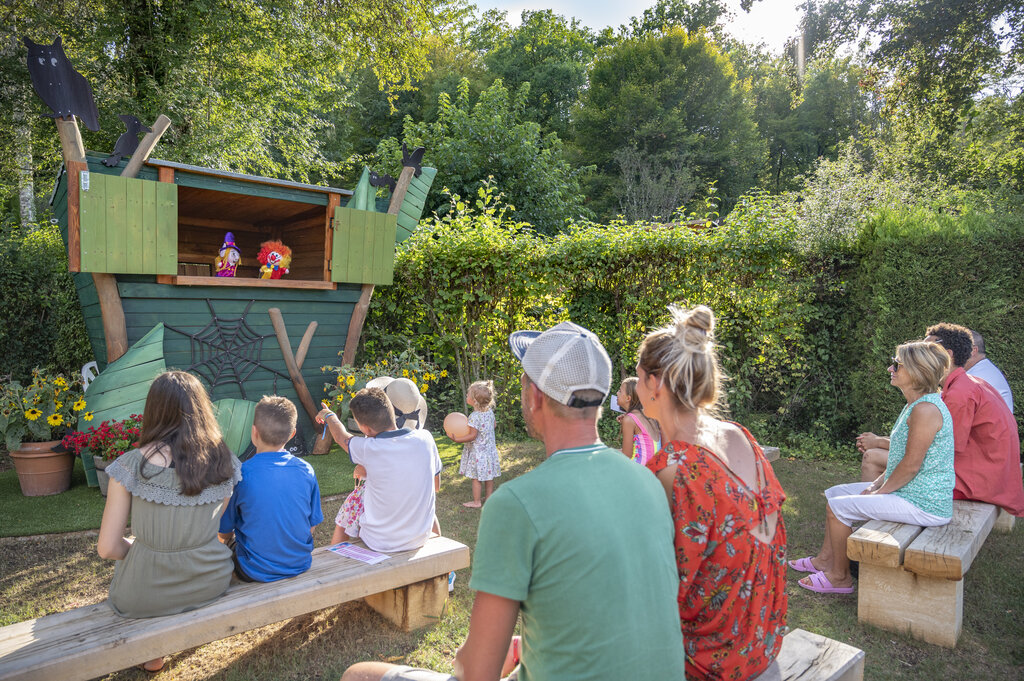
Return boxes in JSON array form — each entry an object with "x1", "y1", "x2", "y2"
[{"x1": 448, "y1": 571, "x2": 456, "y2": 592}]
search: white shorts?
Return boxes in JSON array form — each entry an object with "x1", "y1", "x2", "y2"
[
  {"x1": 825, "y1": 482, "x2": 949, "y2": 527},
  {"x1": 381, "y1": 665, "x2": 519, "y2": 681}
]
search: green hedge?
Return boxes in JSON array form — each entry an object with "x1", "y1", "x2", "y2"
[
  {"x1": 844, "y1": 209, "x2": 1024, "y2": 436},
  {"x1": 362, "y1": 196, "x2": 1024, "y2": 444},
  {"x1": 0, "y1": 222, "x2": 92, "y2": 383}
]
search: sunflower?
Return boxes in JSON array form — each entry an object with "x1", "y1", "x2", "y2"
[
  {"x1": 402, "y1": 369, "x2": 409, "y2": 377},
  {"x1": 420, "y1": 384, "x2": 428, "y2": 394},
  {"x1": 55, "y1": 401, "x2": 63, "y2": 410},
  {"x1": 47, "y1": 413, "x2": 64, "y2": 426},
  {"x1": 346, "y1": 375, "x2": 356, "y2": 386},
  {"x1": 440, "y1": 370, "x2": 448, "y2": 378},
  {"x1": 83, "y1": 412, "x2": 94, "y2": 422},
  {"x1": 54, "y1": 377, "x2": 68, "y2": 388},
  {"x1": 73, "y1": 399, "x2": 87, "y2": 411},
  {"x1": 24, "y1": 408, "x2": 43, "y2": 421}
]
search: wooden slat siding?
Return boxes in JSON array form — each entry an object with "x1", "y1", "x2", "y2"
[
  {"x1": 165, "y1": 169, "x2": 331, "y2": 206},
  {"x1": 0, "y1": 537, "x2": 469, "y2": 681},
  {"x1": 394, "y1": 167, "x2": 437, "y2": 242},
  {"x1": 141, "y1": 180, "x2": 158, "y2": 273},
  {"x1": 124, "y1": 178, "x2": 144, "y2": 271},
  {"x1": 105, "y1": 174, "x2": 128, "y2": 273},
  {"x1": 156, "y1": 181, "x2": 177, "y2": 274},
  {"x1": 79, "y1": 171, "x2": 107, "y2": 271},
  {"x1": 115, "y1": 279, "x2": 362, "y2": 302},
  {"x1": 212, "y1": 398, "x2": 256, "y2": 456},
  {"x1": 903, "y1": 500, "x2": 997, "y2": 580},
  {"x1": 84, "y1": 324, "x2": 166, "y2": 426},
  {"x1": 847, "y1": 520, "x2": 924, "y2": 568},
  {"x1": 348, "y1": 167, "x2": 373, "y2": 211},
  {"x1": 364, "y1": 209, "x2": 378, "y2": 284}
]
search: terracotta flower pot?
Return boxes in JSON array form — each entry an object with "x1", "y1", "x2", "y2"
[
  {"x1": 93, "y1": 455, "x2": 112, "y2": 496},
  {"x1": 10, "y1": 441, "x2": 74, "y2": 496}
]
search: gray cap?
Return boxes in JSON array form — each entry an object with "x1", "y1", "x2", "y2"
[{"x1": 509, "y1": 321, "x2": 611, "y2": 407}]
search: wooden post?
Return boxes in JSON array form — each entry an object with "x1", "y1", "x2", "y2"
[
  {"x1": 364, "y1": 574, "x2": 449, "y2": 632},
  {"x1": 341, "y1": 166, "x2": 416, "y2": 366},
  {"x1": 268, "y1": 308, "x2": 331, "y2": 454},
  {"x1": 324, "y1": 193, "x2": 340, "y2": 281}
]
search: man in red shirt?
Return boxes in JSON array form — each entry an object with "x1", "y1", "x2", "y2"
[{"x1": 858, "y1": 323, "x2": 1024, "y2": 516}]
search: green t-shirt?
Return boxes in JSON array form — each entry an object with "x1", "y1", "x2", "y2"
[{"x1": 469, "y1": 444, "x2": 685, "y2": 681}]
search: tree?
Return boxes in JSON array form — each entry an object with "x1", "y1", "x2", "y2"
[
  {"x1": 0, "y1": 0, "x2": 461, "y2": 211},
  {"x1": 623, "y1": 0, "x2": 731, "y2": 39},
  {"x1": 573, "y1": 28, "x2": 764, "y2": 221},
  {"x1": 379, "y1": 78, "x2": 588, "y2": 233},
  {"x1": 483, "y1": 10, "x2": 598, "y2": 138}
]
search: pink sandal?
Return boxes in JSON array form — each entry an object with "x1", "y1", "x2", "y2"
[
  {"x1": 788, "y1": 556, "x2": 818, "y2": 573},
  {"x1": 798, "y1": 571, "x2": 854, "y2": 594}
]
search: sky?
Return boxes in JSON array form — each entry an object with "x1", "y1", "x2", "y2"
[{"x1": 473, "y1": 0, "x2": 804, "y2": 52}]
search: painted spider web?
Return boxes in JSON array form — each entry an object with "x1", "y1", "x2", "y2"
[{"x1": 165, "y1": 300, "x2": 287, "y2": 399}]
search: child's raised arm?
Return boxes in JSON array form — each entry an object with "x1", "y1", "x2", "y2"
[{"x1": 317, "y1": 406, "x2": 354, "y2": 453}]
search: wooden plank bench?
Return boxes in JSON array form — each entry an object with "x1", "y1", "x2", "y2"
[
  {"x1": 753, "y1": 628, "x2": 864, "y2": 681},
  {"x1": 0, "y1": 536, "x2": 469, "y2": 681},
  {"x1": 847, "y1": 499, "x2": 1003, "y2": 647}
]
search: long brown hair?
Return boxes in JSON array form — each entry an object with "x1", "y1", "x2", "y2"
[
  {"x1": 137, "y1": 371, "x2": 234, "y2": 495},
  {"x1": 620, "y1": 377, "x2": 643, "y2": 414}
]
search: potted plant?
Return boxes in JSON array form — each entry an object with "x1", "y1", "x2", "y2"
[
  {"x1": 63, "y1": 415, "x2": 142, "y2": 496},
  {"x1": 0, "y1": 369, "x2": 90, "y2": 496}
]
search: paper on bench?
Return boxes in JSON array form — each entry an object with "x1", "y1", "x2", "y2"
[{"x1": 327, "y1": 542, "x2": 391, "y2": 564}]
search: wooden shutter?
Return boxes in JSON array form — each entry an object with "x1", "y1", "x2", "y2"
[
  {"x1": 79, "y1": 173, "x2": 177, "y2": 274},
  {"x1": 331, "y1": 206, "x2": 397, "y2": 285},
  {"x1": 395, "y1": 166, "x2": 437, "y2": 242}
]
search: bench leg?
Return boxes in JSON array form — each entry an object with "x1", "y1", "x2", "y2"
[
  {"x1": 993, "y1": 508, "x2": 1016, "y2": 533},
  {"x1": 857, "y1": 564, "x2": 962, "y2": 647},
  {"x1": 364, "y1": 575, "x2": 449, "y2": 632},
  {"x1": 752, "y1": 629, "x2": 864, "y2": 681}
]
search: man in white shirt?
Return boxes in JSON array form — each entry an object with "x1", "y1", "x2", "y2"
[{"x1": 965, "y1": 330, "x2": 1014, "y2": 413}]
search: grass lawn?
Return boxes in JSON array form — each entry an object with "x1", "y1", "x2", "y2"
[{"x1": 1, "y1": 443, "x2": 1022, "y2": 680}]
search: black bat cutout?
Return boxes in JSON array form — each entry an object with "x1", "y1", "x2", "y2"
[
  {"x1": 24, "y1": 36, "x2": 100, "y2": 132},
  {"x1": 368, "y1": 170, "x2": 397, "y2": 193},
  {"x1": 401, "y1": 142, "x2": 426, "y2": 177},
  {"x1": 103, "y1": 115, "x2": 152, "y2": 167}
]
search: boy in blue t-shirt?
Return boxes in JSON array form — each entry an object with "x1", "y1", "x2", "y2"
[{"x1": 218, "y1": 396, "x2": 323, "y2": 582}]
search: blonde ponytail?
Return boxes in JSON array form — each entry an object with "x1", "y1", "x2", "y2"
[{"x1": 638, "y1": 305, "x2": 724, "y2": 414}]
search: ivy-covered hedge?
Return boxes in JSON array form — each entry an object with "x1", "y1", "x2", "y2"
[
  {"x1": 0, "y1": 222, "x2": 92, "y2": 383},
  {"x1": 363, "y1": 196, "x2": 1024, "y2": 443},
  {"x1": 842, "y1": 209, "x2": 1024, "y2": 435}
]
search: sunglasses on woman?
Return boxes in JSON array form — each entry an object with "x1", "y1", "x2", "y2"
[{"x1": 890, "y1": 357, "x2": 902, "y2": 372}]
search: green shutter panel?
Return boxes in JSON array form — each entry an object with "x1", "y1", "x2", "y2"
[
  {"x1": 395, "y1": 166, "x2": 436, "y2": 242},
  {"x1": 331, "y1": 206, "x2": 397, "y2": 285},
  {"x1": 79, "y1": 173, "x2": 178, "y2": 274},
  {"x1": 212, "y1": 398, "x2": 257, "y2": 457},
  {"x1": 349, "y1": 167, "x2": 375, "y2": 211}
]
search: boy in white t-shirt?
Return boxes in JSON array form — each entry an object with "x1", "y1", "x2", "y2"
[{"x1": 317, "y1": 388, "x2": 442, "y2": 552}]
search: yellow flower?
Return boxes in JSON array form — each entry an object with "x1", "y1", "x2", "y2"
[
  {"x1": 349, "y1": 391, "x2": 356, "y2": 398},
  {"x1": 83, "y1": 412, "x2": 94, "y2": 421},
  {"x1": 420, "y1": 384, "x2": 428, "y2": 394},
  {"x1": 54, "y1": 377, "x2": 68, "y2": 388},
  {"x1": 24, "y1": 408, "x2": 43, "y2": 420},
  {"x1": 47, "y1": 413, "x2": 63, "y2": 426},
  {"x1": 346, "y1": 376, "x2": 355, "y2": 386},
  {"x1": 440, "y1": 370, "x2": 448, "y2": 378},
  {"x1": 55, "y1": 401, "x2": 63, "y2": 410},
  {"x1": 402, "y1": 369, "x2": 409, "y2": 377},
  {"x1": 73, "y1": 399, "x2": 87, "y2": 411}
]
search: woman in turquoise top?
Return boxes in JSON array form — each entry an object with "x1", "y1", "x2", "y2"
[{"x1": 791, "y1": 340, "x2": 954, "y2": 594}]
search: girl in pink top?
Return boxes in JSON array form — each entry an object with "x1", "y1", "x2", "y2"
[{"x1": 617, "y1": 377, "x2": 661, "y2": 466}]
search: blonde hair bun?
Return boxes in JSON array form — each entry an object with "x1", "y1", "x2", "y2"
[{"x1": 671, "y1": 304, "x2": 715, "y2": 351}]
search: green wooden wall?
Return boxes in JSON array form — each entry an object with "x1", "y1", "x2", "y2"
[
  {"x1": 331, "y1": 206, "x2": 397, "y2": 285},
  {"x1": 396, "y1": 167, "x2": 437, "y2": 242},
  {"x1": 79, "y1": 173, "x2": 178, "y2": 274}
]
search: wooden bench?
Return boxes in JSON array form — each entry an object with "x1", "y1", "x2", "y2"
[
  {"x1": 0, "y1": 536, "x2": 469, "y2": 681},
  {"x1": 847, "y1": 499, "x2": 1008, "y2": 647},
  {"x1": 753, "y1": 628, "x2": 864, "y2": 681}
]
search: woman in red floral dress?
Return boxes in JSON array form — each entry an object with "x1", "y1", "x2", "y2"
[{"x1": 636, "y1": 305, "x2": 788, "y2": 681}]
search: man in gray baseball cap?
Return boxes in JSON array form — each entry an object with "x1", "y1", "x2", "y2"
[{"x1": 341, "y1": 321, "x2": 684, "y2": 681}]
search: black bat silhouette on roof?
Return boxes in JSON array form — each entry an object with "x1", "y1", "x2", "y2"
[
  {"x1": 401, "y1": 143, "x2": 425, "y2": 178},
  {"x1": 102, "y1": 115, "x2": 152, "y2": 167},
  {"x1": 368, "y1": 170, "x2": 397, "y2": 193},
  {"x1": 24, "y1": 36, "x2": 100, "y2": 132}
]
